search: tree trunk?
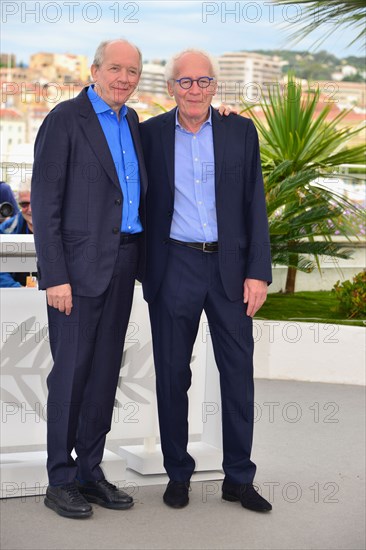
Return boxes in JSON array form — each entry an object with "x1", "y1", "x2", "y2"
[{"x1": 285, "y1": 253, "x2": 298, "y2": 293}]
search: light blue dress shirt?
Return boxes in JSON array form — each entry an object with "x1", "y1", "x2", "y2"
[
  {"x1": 87, "y1": 85, "x2": 142, "y2": 234},
  {"x1": 170, "y1": 107, "x2": 218, "y2": 242}
]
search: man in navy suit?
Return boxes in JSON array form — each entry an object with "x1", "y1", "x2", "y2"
[
  {"x1": 140, "y1": 49, "x2": 272, "y2": 512},
  {"x1": 31, "y1": 39, "x2": 147, "y2": 518}
]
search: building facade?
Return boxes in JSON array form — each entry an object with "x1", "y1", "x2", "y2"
[
  {"x1": 217, "y1": 51, "x2": 283, "y2": 104},
  {"x1": 29, "y1": 52, "x2": 89, "y2": 83}
]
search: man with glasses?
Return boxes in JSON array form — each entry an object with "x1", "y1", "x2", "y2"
[
  {"x1": 31, "y1": 39, "x2": 147, "y2": 518},
  {"x1": 0, "y1": 179, "x2": 35, "y2": 287},
  {"x1": 140, "y1": 49, "x2": 272, "y2": 512}
]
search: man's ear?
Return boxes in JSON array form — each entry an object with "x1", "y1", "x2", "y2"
[
  {"x1": 90, "y1": 64, "x2": 98, "y2": 82},
  {"x1": 210, "y1": 81, "x2": 218, "y2": 97},
  {"x1": 167, "y1": 80, "x2": 174, "y2": 97}
]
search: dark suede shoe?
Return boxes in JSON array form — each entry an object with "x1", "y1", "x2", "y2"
[
  {"x1": 44, "y1": 483, "x2": 93, "y2": 518},
  {"x1": 222, "y1": 481, "x2": 272, "y2": 512},
  {"x1": 163, "y1": 480, "x2": 190, "y2": 508},
  {"x1": 76, "y1": 479, "x2": 134, "y2": 510}
]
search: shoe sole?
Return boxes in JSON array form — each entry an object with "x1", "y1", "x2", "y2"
[
  {"x1": 222, "y1": 493, "x2": 239, "y2": 503},
  {"x1": 81, "y1": 494, "x2": 134, "y2": 510},
  {"x1": 44, "y1": 497, "x2": 93, "y2": 518},
  {"x1": 222, "y1": 493, "x2": 272, "y2": 512},
  {"x1": 163, "y1": 497, "x2": 189, "y2": 509}
]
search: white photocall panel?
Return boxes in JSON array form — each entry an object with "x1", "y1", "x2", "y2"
[{"x1": 0, "y1": 286, "x2": 215, "y2": 447}]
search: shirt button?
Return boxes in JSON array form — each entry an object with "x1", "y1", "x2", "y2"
[
  {"x1": 196, "y1": 180, "x2": 200, "y2": 183},
  {"x1": 128, "y1": 225, "x2": 131, "y2": 229},
  {"x1": 193, "y1": 136, "x2": 196, "y2": 140},
  {"x1": 112, "y1": 227, "x2": 119, "y2": 234},
  {"x1": 198, "y1": 201, "x2": 202, "y2": 205},
  {"x1": 126, "y1": 176, "x2": 129, "y2": 180},
  {"x1": 194, "y1": 158, "x2": 198, "y2": 162},
  {"x1": 203, "y1": 223, "x2": 207, "y2": 227},
  {"x1": 129, "y1": 200, "x2": 132, "y2": 204},
  {"x1": 123, "y1": 150, "x2": 126, "y2": 154},
  {"x1": 110, "y1": 112, "x2": 114, "y2": 115}
]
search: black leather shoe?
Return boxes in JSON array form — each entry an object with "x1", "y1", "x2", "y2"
[
  {"x1": 76, "y1": 479, "x2": 134, "y2": 510},
  {"x1": 44, "y1": 483, "x2": 93, "y2": 518},
  {"x1": 222, "y1": 481, "x2": 272, "y2": 512},
  {"x1": 163, "y1": 480, "x2": 190, "y2": 508}
]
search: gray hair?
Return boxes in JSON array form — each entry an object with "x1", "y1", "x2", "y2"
[
  {"x1": 18, "y1": 177, "x2": 32, "y2": 194},
  {"x1": 93, "y1": 39, "x2": 143, "y2": 74},
  {"x1": 164, "y1": 49, "x2": 220, "y2": 82}
]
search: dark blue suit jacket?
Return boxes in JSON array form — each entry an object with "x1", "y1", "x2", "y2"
[
  {"x1": 140, "y1": 107, "x2": 271, "y2": 303},
  {"x1": 31, "y1": 87, "x2": 147, "y2": 296}
]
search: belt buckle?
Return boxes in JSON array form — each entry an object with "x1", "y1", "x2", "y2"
[{"x1": 203, "y1": 242, "x2": 212, "y2": 253}]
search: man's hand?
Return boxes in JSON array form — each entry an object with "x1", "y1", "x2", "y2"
[
  {"x1": 46, "y1": 284, "x2": 73, "y2": 315},
  {"x1": 243, "y1": 278, "x2": 268, "y2": 317},
  {"x1": 217, "y1": 104, "x2": 238, "y2": 116}
]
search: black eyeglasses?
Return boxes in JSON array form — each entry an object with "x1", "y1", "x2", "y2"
[
  {"x1": 19, "y1": 201, "x2": 31, "y2": 209},
  {"x1": 174, "y1": 77, "x2": 215, "y2": 90}
]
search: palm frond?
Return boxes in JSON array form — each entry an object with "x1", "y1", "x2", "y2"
[
  {"x1": 273, "y1": 0, "x2": 366, "y2": 49},
  {"x1": 241, "y1": 73, "x2": 366, "y2": 288}
]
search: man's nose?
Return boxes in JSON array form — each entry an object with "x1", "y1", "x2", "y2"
[
  {"x1": 118, "y1": 68, "x2": 129, "y2": 81},
  {"x1": 189, "y1": 81, "x2": 202, "y2": 94}
]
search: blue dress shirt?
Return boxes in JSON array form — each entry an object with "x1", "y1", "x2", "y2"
[
  {"x1": 87, "y1": 85, "x2": 142, "y2": 234},
  {"x1": 170, "y1": 107, "x2": 217, "y2": 242}
]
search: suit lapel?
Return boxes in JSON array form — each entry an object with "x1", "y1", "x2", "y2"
[
  {"x1": 78, "y1": 88, "x2": 120, "y2": 191},
  {"x1": 211, "y1": 108, "x2": 226, "y2": 194},
  {"x1": 161, "y1": 108, "x2": 177, "y2": 195}
]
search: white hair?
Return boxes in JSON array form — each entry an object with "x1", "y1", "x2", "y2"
[
  {"x1": 164, "y1": 49, "x2": 220, "y2": 82},
  {"x1": 18, "y1": 177, "x2": 32, "y2": 194}
]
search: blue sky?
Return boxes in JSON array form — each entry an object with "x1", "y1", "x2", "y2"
[{"x1": 1, "y1": 1, "x2": 362, "y2": 65}]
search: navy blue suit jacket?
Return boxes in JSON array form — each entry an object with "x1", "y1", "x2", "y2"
[
  {"x1": 140, "y1": 107, "x2": 271, "y2": 303},
  {"x1": 32, "y1": 87, "x2": 147, "y2": 296}
]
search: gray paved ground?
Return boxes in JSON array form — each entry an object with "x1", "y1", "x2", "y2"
[{"x1": 1, "y1": 379, "x2": 365, "y2": 550}]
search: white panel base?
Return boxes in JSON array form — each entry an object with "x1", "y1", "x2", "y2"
[
  {"x1": 124, "y1": 469, "x2": 225, "y2": 488},
  {"x1": 118, "y1": 441, "x2": 222, "y2": 475}
]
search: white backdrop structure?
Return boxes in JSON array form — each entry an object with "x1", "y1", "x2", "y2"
[{"x1": 1, "y1": 235, "x2": 364, "y2": 497}]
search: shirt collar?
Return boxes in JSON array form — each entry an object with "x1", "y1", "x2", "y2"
[
  {"x1": 87, "y1": 85, "x2": 127, "y2": 117},
  {"x1": 175, "y1": 106, "x2": 212, "y2": 131}
]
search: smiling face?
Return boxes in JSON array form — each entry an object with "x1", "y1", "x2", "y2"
[
  {"x1": 167, "y1": 52, "x2": 217, "y2": 131},
  {"x1": 18, "y1": 191, "x2": 32, "y2": 231},
  {"x1": 91, "y1": 41, "x2": 141, "y2": 112}
]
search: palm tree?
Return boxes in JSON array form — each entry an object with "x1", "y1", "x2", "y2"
[
  {"x1": 273, "y1": 0, "x2": 366, "y2": 49},
  {"x1": 241, "y1": 74, "x2": 365, "y2": 292}
]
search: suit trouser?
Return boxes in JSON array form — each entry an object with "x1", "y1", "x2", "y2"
[
  {"x1": 46, "y1": 240, "x2": 139, "y2": 486},
  {"x1": 149, "y1": 243, "x2": 256, "y2": 485}
]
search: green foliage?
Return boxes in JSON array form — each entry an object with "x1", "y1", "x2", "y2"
[
  {"x1": 344, "y1": 56, "x2": 366, "y2": 71},
  {"x1": 342, "y1": 73, "x2": 365, "y2": 82},
  {"x1": 251, "y1": 49, "x2": 365, "y2": 82},
  {"x1": 273, "y1": 0, "x2": 366, "y2": 49},
  {"x1": 152, "y1": 102, "x2": 168, "y2": 113},
  {"x1": 256, "y1": 290, "x2": 365, "y2": 326},
  {"x1": 332, "y1": 271, "x2": 366, "y2": 318},
  {"x1": 242, "y1": 77, "x2": 365, "y2": 172},
  {"x1": 240, "y1": 74, "x2": 366, "y2": 291}
]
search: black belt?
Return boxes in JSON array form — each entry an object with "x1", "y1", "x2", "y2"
[
  {"x1": 169, "y1": 238, "x2": 218, "y2": 253},
  {"x1": 120, "y1": 233, "x2": 141, "y2": 244}
]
